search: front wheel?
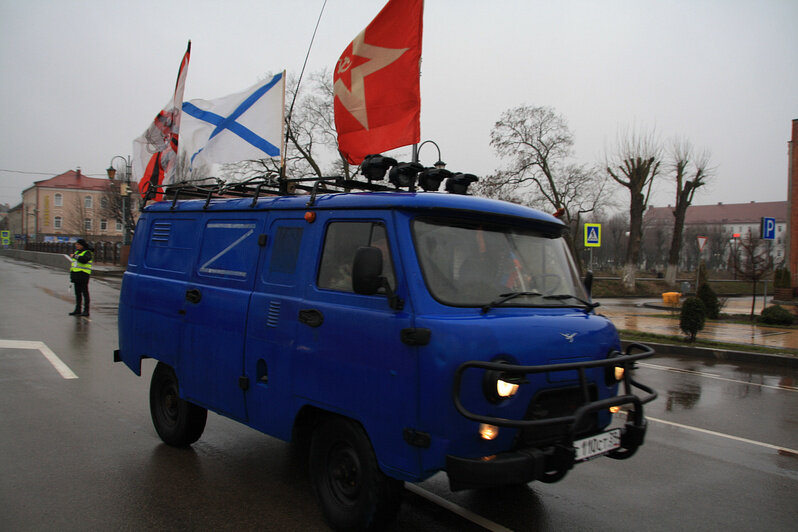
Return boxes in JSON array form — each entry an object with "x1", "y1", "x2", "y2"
[
  {"x1": 149, "y1": 362, "x2": 207, "y2": 447},
  {"x1": 309, "y1": 417, "x2": 402, "y2": 531}
]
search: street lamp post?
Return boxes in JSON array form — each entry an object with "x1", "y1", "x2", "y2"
[
  {"x1": 412, "y1": 140, "x2": 446, "y2": 168},
  {"x1": 107, "y1": 155, "x2": 132, "y2": 245}
]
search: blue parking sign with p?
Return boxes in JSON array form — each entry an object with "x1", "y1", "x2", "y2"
[
  {"x1": 584, "y1": 223, "x2": 601, "y2": 247},
  {"x1": 761, "y1": 217, "x2": 776, "y2": 240}
]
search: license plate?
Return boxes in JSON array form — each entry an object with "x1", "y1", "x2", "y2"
[{"x1": 574, "y1": 429, "x2": 621, "y2": 461}]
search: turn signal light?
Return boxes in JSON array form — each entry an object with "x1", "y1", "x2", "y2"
[{"x1": 479, "y1": 423, "x2": 499, "y2": 441}]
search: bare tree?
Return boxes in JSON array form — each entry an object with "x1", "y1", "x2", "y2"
[
  {"x1": 174, "y1": 150, "x2": 211, "y2": 185},
  {"x1": 66, "y1": 196, "x2": 90, "y2": 238},
  {"x1": 484, "y1": 105, "x2": 609, "y2": 271},
  {"x1": 606, "y1": 128, "x2": 663, "y2": 290},
  {"x1": 664, "y1": 139, "x2": 713, "y2": 286},
  {"x1": 735, "y1": 232, "x2": 773, "y2": 320},
  {"x1": 99, "y1": 182, "x2": 133, "y2": 239}
]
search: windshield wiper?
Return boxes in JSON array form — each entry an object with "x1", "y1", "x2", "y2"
[
  {"x1": 542, "y1": 294, "x2": 600, "y2": 312},
  {"x1": 481, "y1": 291, "x2": 542, "y2": 314}
]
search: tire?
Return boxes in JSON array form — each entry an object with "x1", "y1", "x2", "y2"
[
  {"x1": 309, "y1": 417, "x2": 402, "y2": 531},
  {"x1": 149, "y1": 362, "x2": 207, "y2": 447}
]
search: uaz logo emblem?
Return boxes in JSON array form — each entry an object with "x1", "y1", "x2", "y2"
[{"x1": 561, "y1": 332, "x2": 577, "y2": 343}]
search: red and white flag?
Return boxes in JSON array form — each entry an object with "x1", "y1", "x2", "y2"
[
  {"x1": 333, "y1": 0, "x2": 423, "y2": 165},
  {"x1": 133, "y1": 41, "x2": 191, "y2": 201}
]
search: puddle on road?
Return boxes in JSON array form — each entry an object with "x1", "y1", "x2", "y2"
[{"x1": 37, "y1": 284, "x2": 74, "y2": 303}]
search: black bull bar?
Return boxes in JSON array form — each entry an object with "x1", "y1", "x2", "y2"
[{"x1": 447, "y1": 343, "x2": 658, "y2": 489}]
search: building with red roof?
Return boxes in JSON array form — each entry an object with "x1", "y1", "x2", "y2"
[{"x1": 14, "y1": 169, "x2": 139, "y2": 244}]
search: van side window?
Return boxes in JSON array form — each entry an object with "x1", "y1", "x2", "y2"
[
  {"x1": 270, "y1": 227, "x2": 304, "y2": 274},
  {"x1": 318, "y1": 222, "x2": 395, "y2": 293}
]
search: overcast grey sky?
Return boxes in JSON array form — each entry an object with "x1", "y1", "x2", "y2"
[{"x1": 1, "y1": 0, "x2": 796, "y2": 210}]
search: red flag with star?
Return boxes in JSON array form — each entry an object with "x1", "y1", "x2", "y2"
[{"x1": 334, "y1": 0, "x2": 423, "y2": 165}]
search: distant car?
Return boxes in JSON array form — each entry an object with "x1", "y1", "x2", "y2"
[{"x1": 116, "y1": 176, "x2": 656, "y2": 530}]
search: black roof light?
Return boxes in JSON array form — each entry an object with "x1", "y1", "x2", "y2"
[
  {"x1": 361, "y1": 154, "x2": 398, "y2": 182},
  {"x1": 389, "y1": 162, "x2": 424, "y2": 189},
  {"x1": 445, "y1": 173, "x2": 478, "y2": 195},
  {"x1": 418, "y1": 167, "x2": 453, "y2": 192}
]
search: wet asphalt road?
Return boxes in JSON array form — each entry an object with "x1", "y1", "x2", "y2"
[{"x1": 1, "y1": 255, "x2": 797, "y2": 531}]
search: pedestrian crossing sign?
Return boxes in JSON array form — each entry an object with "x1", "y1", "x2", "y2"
[{"x1": 584, "y1": 223, "x2": 601, "y2": 247}]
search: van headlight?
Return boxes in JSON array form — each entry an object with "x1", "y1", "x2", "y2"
[{"x1": 483, "y1": 366, "x2": 523, "y2": 403}]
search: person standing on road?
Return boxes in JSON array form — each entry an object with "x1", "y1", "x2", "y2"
[{"x1": 69, "y1": 239, "x2": 93, "y2": 317}]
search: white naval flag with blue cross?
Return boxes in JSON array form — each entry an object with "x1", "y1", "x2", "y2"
[{"x1": 180, "y1": 72, "x2": 285, "y2": 173}]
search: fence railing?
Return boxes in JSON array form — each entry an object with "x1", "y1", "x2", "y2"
[{"x1": 24, "y1": 241, "x2": 123, "y2": 265}]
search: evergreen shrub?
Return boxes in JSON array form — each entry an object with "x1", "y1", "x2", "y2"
[
  {"x1": 679, "y1": 297, "x2": 706, "y2": 342},
  {"x1": 759, "y1": 305, "x2": 794, "y2": 326},
  {"x1": 696, "y1": 283, "x2": 720, "y2": 319}
]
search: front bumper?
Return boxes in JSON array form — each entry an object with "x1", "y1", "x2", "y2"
[{"x1": 447, "y1": 342, "x2": 657, "y2": 490}]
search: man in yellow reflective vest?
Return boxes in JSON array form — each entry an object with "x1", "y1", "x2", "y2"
[{"x1": 69, "y1": 239, "x2": 93, "y2": 317}]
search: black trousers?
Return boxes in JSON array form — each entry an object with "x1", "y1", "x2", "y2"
[{"x1": 73, "y1": 279, "x2": 90, "y2": 311}]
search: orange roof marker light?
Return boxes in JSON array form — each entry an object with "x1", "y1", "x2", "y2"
[{"x1": 304, "y1": 211, "x2": 317, "y2": 223}]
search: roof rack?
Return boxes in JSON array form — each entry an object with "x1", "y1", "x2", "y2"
[{"x1": 139, "y1": 154, "x2": 479, "y2": 209}]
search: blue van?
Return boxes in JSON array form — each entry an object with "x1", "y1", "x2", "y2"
[{"x1": 116, "y1": 177, "x2": 655, "y2": 530}]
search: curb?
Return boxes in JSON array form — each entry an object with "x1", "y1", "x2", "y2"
[
  {"x1": 0, "y1": 249, "x2": 125, "y2": 277},
  {"x1": 622, "y1": 340, "x2": 798, "y2": 368}
]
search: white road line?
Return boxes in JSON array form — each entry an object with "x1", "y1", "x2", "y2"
[
  {"x1": 0, "y1": 339, "x2": 79, "y2": 379},
  {"x1": 638, "y1": 362, "x2": 798, "y2": 392},
  {"x1": 649, "y1": 417, "x2": 798, "y2": 456},
  {"x1": 406, "y1": 483, "x2": 514, "y2": 532}
]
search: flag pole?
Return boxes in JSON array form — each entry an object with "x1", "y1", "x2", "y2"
[{"x1": 280, "y1": 69, "x2": 287, "y2": 190}]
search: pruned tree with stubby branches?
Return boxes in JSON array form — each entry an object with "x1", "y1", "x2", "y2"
[
  {"x1": 606, "y1": 128, "x2": 662, "y2": 291},
  {"x1": 664, "y1": 139, "x2": 713, "y2": 286}
]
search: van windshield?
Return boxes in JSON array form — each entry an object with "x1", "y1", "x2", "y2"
[{"x1": 413, "y1": 218, "x2": 588, "y2": 308}]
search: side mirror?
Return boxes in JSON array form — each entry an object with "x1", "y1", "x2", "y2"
[
  {"x1": 583, "y1": 270, "x2": 594, "y2": 297},
  {"x1": 352, "y1": 246, "x2": 383, "y2": 295}
]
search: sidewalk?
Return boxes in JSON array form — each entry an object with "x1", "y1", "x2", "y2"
[{"x1": 597, "y1": 296, "x2": 798, "y2": 367}]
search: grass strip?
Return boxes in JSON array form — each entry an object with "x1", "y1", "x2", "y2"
[{"x1": 619, "y1": 329, "x2": 798, "y2": 357}]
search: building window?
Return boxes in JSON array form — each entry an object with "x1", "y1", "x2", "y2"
[
  {"x1": 54, "y1": 216, "x2": 62, "y2": 229},
  {"x1": 778, "y1": 225, "x2": 783, "y2": 233},
  {"x1": 84, "y1": 196, "x2": 92, "y2": 209},
  {"x1": 100, "y1": 219, "x2": 108, "y2": 231},
  {"x1": 54, "y1": 193, "x2": 62, "y2": 207},
  {"x1": 116, "y1": 220, "x2": 122, "y2": 231},
  {"x1": 84, "y1": 218, "x2": 92, "y2": 231},
  {"x1": 101, "y1": 197, "x2": 108, "y2": 209}
]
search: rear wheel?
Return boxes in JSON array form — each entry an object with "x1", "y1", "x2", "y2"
[
  {"x1": 149, "y1": 362, "x2": 207, "y2": 447},
  {"x1": 309, "y1": 417, "x2": 402, "y2": 531}
]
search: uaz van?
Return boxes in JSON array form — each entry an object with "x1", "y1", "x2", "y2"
[{"x1": 116, "y1": 174, "x2": 656, "y2": 530}]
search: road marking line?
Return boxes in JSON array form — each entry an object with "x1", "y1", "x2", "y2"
[
  {"x1": 649, "y1": 417, "x2": 798, "y2": 456},
  {"x1": 638, "y1": 362, "x2": 798, "y2": 392},
  {"x1": 0, "y1": 339, "x2": 79, "y2": 379},
  {"x1": 406, "y1": 483, "x2": 513, "y2": 532}
]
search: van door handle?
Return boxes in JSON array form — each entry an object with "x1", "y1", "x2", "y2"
[
  {"x1": 185, "y1": 288, "x2": 202, "y2": 304},
  {"x1": 298, "y1": 309, "x2": 324, "y2": 328}
]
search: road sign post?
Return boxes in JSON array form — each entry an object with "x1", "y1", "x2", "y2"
[
  {"x1": 761, "y1": 217, "x2": 776, "y2": 241},
  {"x1": 584, "y1": 224, "x2": 601, "y2": 271}
]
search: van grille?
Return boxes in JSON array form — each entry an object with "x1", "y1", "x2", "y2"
[
  {"x1": 515, "y1": 385, "x2": 598, "y2": 448},
  {"x1": 266, "y1": 301, "x2": 281, "y2": 328}
]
